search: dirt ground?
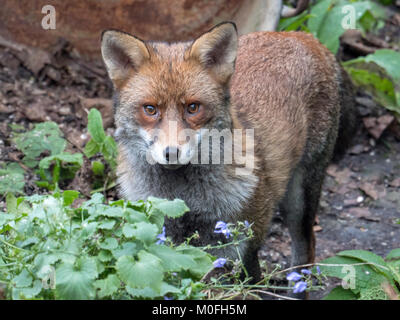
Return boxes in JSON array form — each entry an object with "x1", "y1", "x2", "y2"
[{"x1": 0, "y1": 22, "x2": 399, "y2": 300}]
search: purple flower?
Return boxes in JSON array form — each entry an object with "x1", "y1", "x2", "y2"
[
  {"x1": 286, "y1": 271, "x2": 302, "y2": 282},
  {"x1": 293, "y1": 281, "x2": 307, "y2": 293},
  {"x1": 213, "y1": 258, "x2": 227, "y2": 268},
  {"x1": 316, "y1": 266, "x2": 321, "y2": 274},
  {"x1": 301, "y1": 269, "x2": 311, "y2": 275},
  {"x1": 156, "y1": 226, "x2": 167, "y2": 245},
  {"x1": 164, "y1": 296, "x2": 174, "y2": 300},
  {"x1": 244, "y1": 220, "x2": 250, "y2": 228},
  {"x1": 214, "y1": 221, "x2": 231, "y2": 238}
]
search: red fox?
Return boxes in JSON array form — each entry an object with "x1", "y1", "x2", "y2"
[{"x1": 101, "y1": 22, "x2": 356, "y2": 289}]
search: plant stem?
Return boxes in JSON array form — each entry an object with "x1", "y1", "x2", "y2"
[{"x1": 0, "y1": 238, "x2": 27, "y2": 252}]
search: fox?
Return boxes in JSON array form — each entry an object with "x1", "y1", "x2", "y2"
[{"x1": 100, "y1": 22, "x2": 356, "y2": 290}]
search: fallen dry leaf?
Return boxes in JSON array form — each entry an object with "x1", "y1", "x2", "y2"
[
  {"x1": 79, "y1": 97, "x2": 114, "y2": 129},
  {"x1": 336, "y1": 184, "x2": 351, "y2": 195},
  {"x1": 348, "y1": 144, "x2": 367, "y2": 155},
  {"x1": 363, "y1": 115, "x2": 395, "y2": 140},
  {"x1": 313, "y1": 225, "x2": 323, "y2": 232},
  {"x1": 382, "y1": 282, "x2": 400, "y2": 300},
  {"x1": 0, "y1": 103, "x2": 13, "y2": 113},
  {"x1": 326, "y1": 165, "x2": 353, "y2": 184},
  {"x1": 389, "y1": 178, "x2": 400, "y2": 188},
  {"x1": 359, "y1": 182, "x2": 379, "y2": 200},
  {"x1": 348, "y1": 207, "x2": 380, "y2": 222},
  {"x1": 19, "y1": 47, "x2": 52, "y2": 75},
  {"x1": 22, "y1": 101, "x2": 49, "y2": 122}
]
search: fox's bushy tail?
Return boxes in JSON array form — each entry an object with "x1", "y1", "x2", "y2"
[{"x1": 333, "y1": 67, "x2": 358, "y2": 160}]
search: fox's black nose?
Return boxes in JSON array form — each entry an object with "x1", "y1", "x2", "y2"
[{"x1": 164, "y1": 146, "x2": 180, "y2": 163}]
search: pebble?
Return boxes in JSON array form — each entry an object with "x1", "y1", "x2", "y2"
[{"x1": 58, "y1": 106, "x2": 71, "y2": 115}]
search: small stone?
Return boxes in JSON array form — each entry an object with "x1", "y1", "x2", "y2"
[{"x1": 58, "y1": 106, "x2": 71, "y2": 115}]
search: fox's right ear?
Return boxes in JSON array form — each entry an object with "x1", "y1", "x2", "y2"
[{"x1": 101, "y1": 30, "x2": 150, "y2": 88}]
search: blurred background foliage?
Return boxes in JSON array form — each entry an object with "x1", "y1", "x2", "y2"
[{"x1": 280, "y1": 0, "x2": 400, "y2": 120}]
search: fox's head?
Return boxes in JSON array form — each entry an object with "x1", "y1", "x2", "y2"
[{"x1": 101, "y1": 22, "x2": 238, "y2": 169}]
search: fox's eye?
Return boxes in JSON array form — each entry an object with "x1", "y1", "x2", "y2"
[
  {"x1": 186, "y1": 103, "x2": 200, "y2": 114},
  {"x1": 143, "y1": 105, "x2": 157, "y2": 116}
]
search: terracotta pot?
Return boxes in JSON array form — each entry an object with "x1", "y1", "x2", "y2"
[{"x1": 0, "y1": 0, "x2": 245, "y2": 59}]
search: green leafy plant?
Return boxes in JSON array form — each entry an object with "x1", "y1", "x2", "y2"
[
  {"x1": 0, "y1": 163, "x2": 25, "y2": 196},
  {"x1": 306, "y1": 0, "x2": 386, "y2": 54},
  {"x1": 84, "y1": 108, "x2": 118, "y2": 193},
  {"x1": 0, "y1": 192, "x2": 214, "y2": 300},
  {"x1": 85, "y1": 108, "x2": 117, "y2": 170},
  {"x1": 278, "y1": 11, "x2": 312, "y2": 32},
  {"x1": 280, "y1": 0, "x2": 400, "y2": 121},
  {"x1": 343, "y1": 49, "x2": 400, "y2": 118},
  {"x1": 318, "y1": 249, "x2": 400, "y2": 300},
  {"x1": 11, "y1": 121, "x2": 83, "y2": 191},
  {"x1": 13, "y1": 122, "x2": 67, "y2": 169}
]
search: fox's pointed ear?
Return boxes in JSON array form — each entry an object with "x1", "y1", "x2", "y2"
[
  {"x1": 188, "y1": 22, "x2": 238, "y2": 84},
  {"x1": 101, "y1": 30, "x2": 150, "y2": 87}
]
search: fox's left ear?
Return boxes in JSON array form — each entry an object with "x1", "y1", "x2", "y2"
[
  {"x1": 101, "y1": 30, "x2": 150, "y2": 88},
  {"x1": 188, "y1": 22, "x2": 238, "y2": 84}
]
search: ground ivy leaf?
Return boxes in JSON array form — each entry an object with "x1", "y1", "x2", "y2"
[
  {"x1": 131, "y1": 221, "x2": 158, "y2": 245},
  {"x1": 0, "y1": 163, "x2": 25, "y2": 196},
  {"x1": 338, "y1": 250, "x2": 390, "y2": 278},
  {"x1": 125, "y1": 208, "x2": 148, "y2": 224},
  {"x1": 98, "y1": 250, "x2": 113, "y2": 262},
  {"x1": 55, "y1": 257, "x2": 98, "y2": 299},
  {"x1": 100, "y1": 206, "x2": 124, "y2": 218},
  {"x1": 97, "y1": 219, "x2": 116, "y2": 230},
  {"x1": 99, "y1": 237, "x2": 118, "y2": 250},
  {"x1": 116, "y1": 251, "x2": 163, "y2": 290},
  {"x1": 12, "y1": 269, "x2": 33, "y2": 287},
  {"x1": 112, "y1": 242, "x2": 138, "y2": 260},
  {"x1": 160, "y1": 282, "x2": 181, "y2": 295},
  {"x1": 95, "y1": 274, "x2": 121, "y2": 298},
  {"x1": 126, "y1": 286, "x2": 158, "y2": 299},
  {"x1": 126, "y1": 282, "x2": 180, "y2": 299},
  {"x1": 149, "y1": 198, "x2": 189, "y2": 218},
  {"x1": 176, "y1": 246, "x2": 213, "y2": 279},
  {"x1": 12, "y1": 280, "x2": 42, "y2": 300},
  {"x1": 122, "y1": 224, "x2": 135, "y2": 238},
  {"x1": 14, "y1": 121, "x2": 66, "y2": 163},
  {"x1": 148, "y1": 244, "x2": 196, "y2": 271}
]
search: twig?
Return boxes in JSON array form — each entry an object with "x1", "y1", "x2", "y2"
[
  {"x1": 248, "y1": 289, "x2": 299, "y2": 300},
  {"x1": 64, "y1": 136, "x2": 86, "y2": 157},
  {"x1": 0, "y1": 35, "x2": 26, "y2": 52},
  {"x1": 0, "y1": 238, "x2": 27, "y2": 252},
  {"x1": 8, "y1": 153, "x2": 30, "y2": 172},
  {"x1": 272, "y1": 261, "x2": 390, "y2": 277}
]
